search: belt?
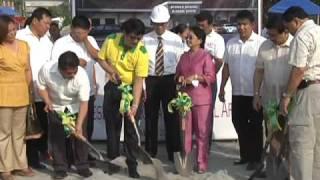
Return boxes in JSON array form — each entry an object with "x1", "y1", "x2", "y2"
[
  {"x1": 148, "y1": 74, "x2": 175, "y2": 78},
  {"x1": 307, "y1": 80, "x2": 320, "y2": 85},
  {"x1": 297, "y1": 80, "x2": 320, "y2": 90}
]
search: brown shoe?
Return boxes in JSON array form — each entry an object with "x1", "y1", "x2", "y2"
[
  {"x1": 12, "y1": 168, "x2": 35, "y2": 177},
  {"x1": 0, "y1": 172, "x2": 14, "y2": 180}
]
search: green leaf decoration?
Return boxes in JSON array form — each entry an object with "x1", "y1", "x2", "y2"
[
  {"x1": 118, "y1": 83, "x2": 134, "y2": 114},
  {"x1": 265, "y1": 100, "x2": 282, "y2": 132},
  {"x1": 167, "y1": 91, "x2": 193, "y2": 118},
  {"x1": 58, "y1": 111, "x2": 76, "y2": 137},
  {"x1": 265, "y1": 99, "x2": 295, "y2": 133}
]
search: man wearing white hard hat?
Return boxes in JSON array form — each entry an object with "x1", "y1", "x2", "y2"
[{"x1": 143, "y1": 4, "x2": 184, "y2": 162}]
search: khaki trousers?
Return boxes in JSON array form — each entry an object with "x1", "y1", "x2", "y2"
[
  {"x1": 288, "y1": 84, "x2": 320, "y2": 180},
  {"x1": 0, "y1": 107, "x2": 28, "y2": 172}
]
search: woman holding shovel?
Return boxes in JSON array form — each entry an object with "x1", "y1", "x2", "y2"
[{"x1": 175, "y1": 26, "x2": 216, "y2": 173}]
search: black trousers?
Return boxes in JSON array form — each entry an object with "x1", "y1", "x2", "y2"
[
  {"x1": 232, "y1": 95, "x2": 263, "y2": 163},
  {"x1": 26, "y1": 102, "x2": 48, "y2": 165},
  {"x1": 103, "y1": 82, "x2": 140, "y2": 169},
  {"x1": 86, "y1": 95, "x2": 95, "y2": 142},
  {"x1": 144, "y1": 75, "x2": 181, "y2": 160},
  {"x1": 48, "y1": 111, "x2": 89, "y2": 171}
]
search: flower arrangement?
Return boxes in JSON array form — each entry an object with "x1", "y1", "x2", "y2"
[
  {"x1": 168, "y1": 92, "x2": 192, "y2": 118},
  {"x1": 265, "y1": 101, "x2": 282, "y2": 132},
  {"x1": 118, "y1": 83, "x2": 134, "y2": 114},
  {"x1": 58, "y1": 111, "x2": 76, "y2": 137}
]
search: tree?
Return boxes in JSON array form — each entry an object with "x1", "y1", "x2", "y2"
[
  {"x1": 48, "y1": 0, "x2": 72, "y2": 27},
  {"x1": 312, "y1": 0, "x2": 320, "y2": 5}
]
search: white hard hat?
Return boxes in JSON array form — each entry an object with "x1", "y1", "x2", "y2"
[{"x1": 150, "y1": 5, "x2": 170, "y2": 23}]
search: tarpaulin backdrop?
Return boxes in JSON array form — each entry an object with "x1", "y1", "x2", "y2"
[{"x1": 87, "y1": 0, "x2": 260, "y2": 140}]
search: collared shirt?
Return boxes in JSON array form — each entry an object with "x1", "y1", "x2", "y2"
[
  {"x1": 256, "y1": 35, "x2": 293, "y2": 106},
  {"x1": 16, "y1": 26, "x2": 53, "y2": 102},
  {"x1": 223, "y1": 32, "x2": 266, "y2": 96},
  {"x1": 98, "y1": 33, "x2": 149, "y2": 85},
  {"x1": 51, "y1": 35, "x2": 99, "y2": 95},
  {"x1": 37, "y1": 61, "x2": 90, "y2": 114},
  {"x1": 288, "y1": 20, "x2": 320, "y2": 81},
  {"x1": 205, "y1": 30, "x2": 225, "y2": 59},
  {"x1": 143, "y1": 30, "x2": 184, "y2": 76}
]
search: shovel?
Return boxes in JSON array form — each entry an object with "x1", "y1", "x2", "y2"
[
  {"x1": 47, "y1": 111, "x2": 121, "y2": 169},
  {"x1": 174, "y1": 118, "x2": 194, "y2": 177},
  {"x1": 248, "y1": 115, "x2": 289, "y2": 180},
  {"x1": 128, "y1": 115, "x2": 169, "y2": 180}
]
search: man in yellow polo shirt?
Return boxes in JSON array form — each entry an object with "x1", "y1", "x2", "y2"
[{"x1": 97, "y1": 18, "x2": 148, "y2": 178}]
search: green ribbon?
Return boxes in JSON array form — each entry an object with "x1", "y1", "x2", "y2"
[
  {"x1": 168, "y1": 92, "x2": 193, "y2": 118},
  {"x1": 58, "y1": 111, "x2": 76, "y2": 137},
  {"x1": 118, "y1": 83, "x2": 134, "y2": 114},
  {"x1": 265, "y1": 101, "x2": 282, "y2": 132},
  {"x1": 265, "y1": 99, "x2": 295, "y2": 132}
]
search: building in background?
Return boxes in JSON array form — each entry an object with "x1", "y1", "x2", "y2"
[
  {"x1": 75, "y1": 0, "x2": 258, "y2": 45},
  {"x1": 24, "y1": 0, "x2": 63, "y2": 16},
  {"x1": 76, "y1": 0, "x2": 257, "y2": 26}
]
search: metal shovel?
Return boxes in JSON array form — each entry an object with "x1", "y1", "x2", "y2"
[
  {"x1": 47, "y1": 111, "x2": 121, "y2": 168},
  {"x1": 174, "y1": 118, "x2": 194, "y2": 177},
  {"x1": 128, "y1": 115, "x2": 169, "y2": 180}
]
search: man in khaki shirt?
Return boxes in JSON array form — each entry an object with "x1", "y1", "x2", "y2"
[
  {"x1": 253, "y1": 15, "x2": 292, "y2": 179},
  {"x1": 280, "y1": 7, "x2": 320, "y2": 180}
]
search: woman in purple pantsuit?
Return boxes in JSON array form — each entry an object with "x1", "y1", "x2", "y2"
[{"x1": 175, "y1": 26, "x2": 216, "y2": 173}]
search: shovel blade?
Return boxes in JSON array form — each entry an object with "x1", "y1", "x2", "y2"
[{"x1": 174, "y1": 151, "x2": 194, "y2": 177}]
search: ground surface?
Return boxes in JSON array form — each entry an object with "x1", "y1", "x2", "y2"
[{"x1": 14, "y1": 141, "x2": 270, "y2": 180}]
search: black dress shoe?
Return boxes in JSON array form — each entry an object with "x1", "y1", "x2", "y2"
[
  {"x1": 128, "y1": 168, "x2": 140, "y2": 179},
  {"x1": 256, "y1": 170, "x2": 267, "y2": 178},
  {"x1": 233, "y1": 159, "x2": 248, "y2": 165},
  {"x1": 88, "y1": 154, "x2": 96, "y2": 167},
  {"x1": 104, "y1": 164, "x2": 120, "y2": 175},
  {"x1": 30, "y1": 163, "x2": 46, "y2": 169},
  {"x1": 77, "y1": 168, "x2": 93, "y2": 178},
  {"x1": 88, "y1": 154, "x2": 96, "y2": 161},
  {"x1": 246, "y1": 162, "x2": 259, "y2": 170},
  {"x1": 53, "y1": 170, "x2": 67, "y2": 179}
]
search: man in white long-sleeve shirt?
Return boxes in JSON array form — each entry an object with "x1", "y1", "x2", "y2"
[
  {"x1": 142, "y1": 5, "x2": 184, "y2": 162},
  {"x1": 16, "y1": 7, "x2": 53, "y2": 169},
  {"x1": 38, "y1": 51, "x2": 92, "y2": 179}
]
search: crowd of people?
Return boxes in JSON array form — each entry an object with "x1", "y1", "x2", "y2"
[{"x1": 0, "y1": 3, "x2": 319, "y2": 180}]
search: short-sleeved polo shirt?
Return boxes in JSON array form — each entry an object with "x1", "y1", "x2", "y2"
[
  {"x1": 223, "y1": 32, "x2": 266, "y2": 96},
  {"x1": 288, "y1": 20, "x2": 320, "y2": 81},
  {"x1": 98, "y1": 33, "x2": 149, "y2": 85}
]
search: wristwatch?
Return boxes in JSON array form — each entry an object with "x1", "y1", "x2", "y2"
[{"x1": 194, "y1": 74, "x2": 198, "y2": 80}]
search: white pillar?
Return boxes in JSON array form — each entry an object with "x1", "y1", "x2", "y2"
[
  {"x1": 71, "y1": 0, "x2": 76, "y2": 17},
  {"x1": 258, "y1": 0, "x2": 263, "y2": 35}
]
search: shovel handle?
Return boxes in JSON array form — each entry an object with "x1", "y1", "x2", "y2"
[
  {"x1": 181, "y1": 119, "x2": 186, "y2": 131},
  {"x1": 64, "y1": 124, "x2": 87, "y2": 142},
  {"x1": 129, "y1": 115, "x2": 141, "y2": 146}
]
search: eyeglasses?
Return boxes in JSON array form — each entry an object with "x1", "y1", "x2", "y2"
[
  {"x1": 186, "y1": 35, "x2": 194, "y2": 40},
  {"x1": 127, "y1": 34, "x2": 143, "y2": 41}
]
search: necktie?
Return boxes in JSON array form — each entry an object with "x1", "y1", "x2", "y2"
[{"x1": 155, "y1": 37, "x2": 164, "y2": 76}]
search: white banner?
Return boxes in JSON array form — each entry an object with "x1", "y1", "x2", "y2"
[{"x1": 212, "y1": 70, "x2": 237, "y2": 140}]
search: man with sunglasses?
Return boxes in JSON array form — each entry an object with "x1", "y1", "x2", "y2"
[{"x1": 142, "y1": 4, "x2": 184, "y2": 162}]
